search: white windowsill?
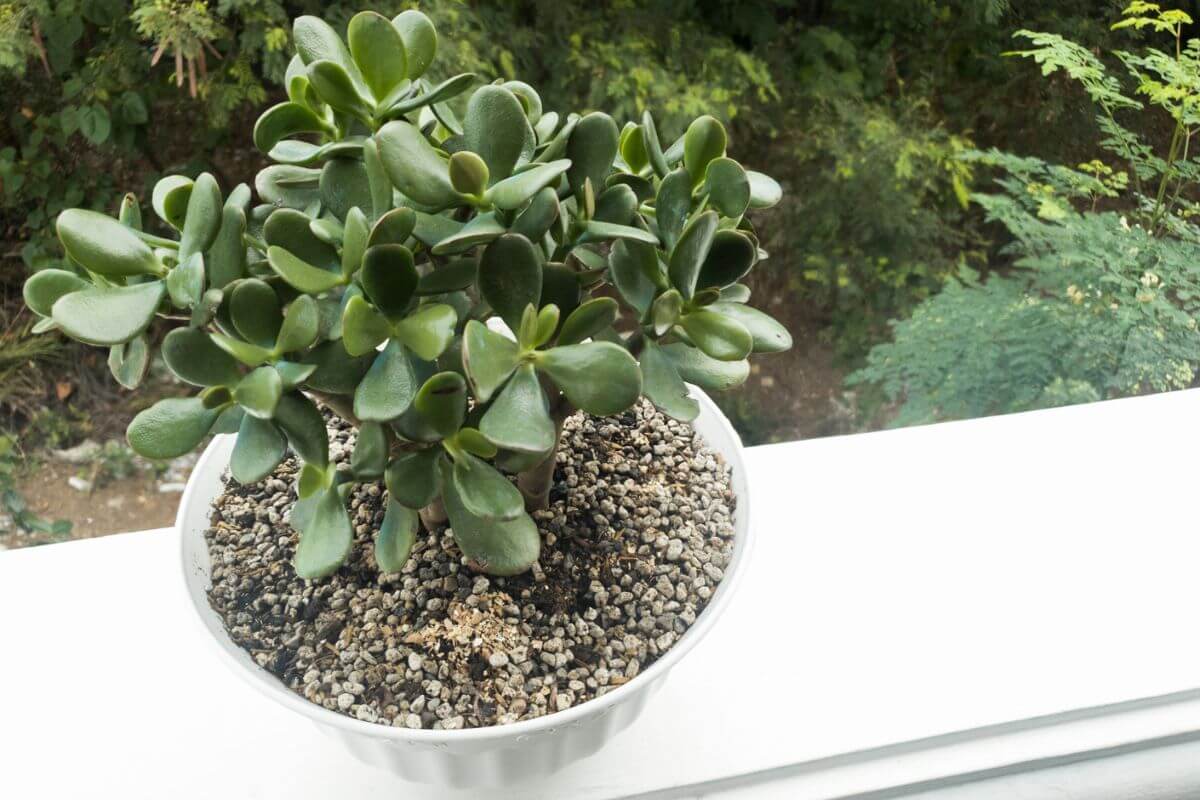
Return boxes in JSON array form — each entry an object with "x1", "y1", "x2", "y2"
[{"x1": 2, "y1": 388, "x2": 1199, "y2": 798}]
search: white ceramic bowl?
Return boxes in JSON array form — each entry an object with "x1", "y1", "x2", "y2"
[{"x1": 177, "y1": 387, "x2": 751, "y2": 787}]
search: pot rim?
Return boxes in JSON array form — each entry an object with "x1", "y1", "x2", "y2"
[{"x1": 177, "y1": 387, "x2": 752, "y2": 744}]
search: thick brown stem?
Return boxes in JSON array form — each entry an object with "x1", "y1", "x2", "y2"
[
  {"x1": 420, "y1": 498, "x2": 447, "y2": 528},
  {"x1": 517, "y1": 398, "x2": 571, "y2": 511}
]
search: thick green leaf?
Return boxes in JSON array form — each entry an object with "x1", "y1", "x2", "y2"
[
  {"x1": 619, "y1": 123, "x2": 649, "y2": 172},
  {"x1": 23, "y1": 269, "x2": 88, "y2": 317},
  {"x1": 274, "y1": 360, "x2": 317, "y2": 390},
  {"x1": 651, "y1": 288, "x2": 683, "y2": 336},
  {"x1": 178, "y1": 173, "x2": 222, "y2": 262},
  {"x1": 301, "y1": 340, "x2": 373, "y2": 394},
  {"x1": 52, "y1": 281, "x2": 165, "y2": 346},
  {"x1": 486, "y1": 159, "x2": 569, "y2": 210},
  {"x1": 709, "y1": 302, "x2": 792, "y2": 353},
  {"x1": 720, "y1": 283, "x2": 752, "y2": 303},
  {"x1": 392, "y1": 302, "x2": 457, "y2": 361},
  {"x1": 378, "y1": 73, "x2": 475, "y2": 122},
  {"x1": 210, "y1": 333, "x2": 275, "y2": 367},
  {"x1": 417, "y1": 258, "x2": 476, "y2": 295},
  {"x1": 276, "y1": 295, "x2": 321, "y2": 353},
  {"x1": 341, "y1": 207, "x2": 369, "y2": 278},
  {"x1": 656, "y1": 168, "x2": 693, "y2": 251},
  {"x1": 307, "y1": 59, "x2": 372, "y2": 120},
  {"x1": 441, "y1": 459, "x2": 539, "y2": 575},
  {"x1": 461, "y1": 319, "x2": 520, "y2": 402},
  {"x1": 294, "y1": 487, "x2": 353, "y2": 579},
  {"x1": 376, "y1": 499, "x2": 419, "y2": 573},
  {"x1": 375, "y1": 121, "x2": 461, "y2": 209},
  {"x1": 450, "y1": 451, "x2": 523, "y2": 521},
  {"x1": 558, "y1": 297, "x2": 619, "y2": 346},
  {"x1": 510, "y1": 187, "x2": 560, "y2": 240},
  {"x1": 678, "y1": 310, "x2": 753, "y2": 361},
  {"x1": 293, "y1": 15, "x2": 362, "y2": 79},
  {"x1": 253, "y1": 102, "x2": 328, "y2": 153},
  {"x1": 533, "y1": 304, "x2": 560, "y2": 347},
  {"x1": 429, "y1": 212, "x2": 506, "y2": 255},
  {"x1": 697, "y1": 229, "x2": 756, "y2": 290},
  {"x1": 567, "y1": 112, "x2": 619, "y2": 197},
  {"x1": 414, "y1": 371, "x2": 467, "y2": 436},
  {"x1": 463, "y1": 85, "x2": 530, "y2": 182},
  {"x1": 594, "y1": 184, "x2": 638, "y2": 226},
  {"x1": 480, "y1": 364, "x2": 554, "y2": 453},
  {"x1": 127, "y1": 396, "x2": 219, "y2": 459},
  {"x1": 166, "y1": 252, "x2": 205, "y2": 309},
  {"x1": 255, "y1": 165, "x2": 321, "y2": 210},
  {"x1": 152, "y1": 175, "x2": 192, "y2": 229},
  {"x1": 536, "y1": 341, "x2": 642, "y2": 415},
  {"x1": 208, "y1": 205, "x2": 247, "y2": 289},
  {"x1": 368, "y1": 207, "x2": 417, "y2": 247},
  {"x1": 540, "y1": 263, "x2": 582, "y2": 321},
  {"x1": 340, "y1": 294, "x2": 391, "y2": 356},
  {"x1": 348, "y1": 11, "x2": 406, "y2": 101},
  {"x1": 608, "y1": 240, "x2": 659, "y2": 316},
  {"x1": 411, "y1": 210, "x2": 463, "y2": 248},
  {"x1": 385, "y1": 447, "x2": 442, "y2": 508},
  {"x1": 351, "y1": 420, "x2": 390, "y2": 478},
  {"x1": 579, "y1": 219, "x2": 658, "y2": 246},
  {"x1": 230, "y1": 279, "x2": 282, "y2": 347},
  {"x1": 319, "y1": 158, "x2": 373, "y2": 222},
  {"x1": 355, "y1": 339, "x2": 417, "y2": 421},
  {"x1": 683, "y1": 116, "x2": 727, "y2": 184},
  {"x1": 641, "y1": 110, "x2": 669, "y2": 178},
  {"x1": 392, "y1": 9, "x2": 437, "y2": 79},
  {"x1": 360, "y1": 244, "x2": 417, "y2": 318},
  {"x1": 668, "y1": 210, "x2": 718, "y2": 299},
  {"x1": 263, "y1": 207, "x2": 339, "y2": 270},
  {"x1": 235, "y1": 366, "x2": 283, "y2": 418},
  {"x1": 639, "y1": 339, "x2": 698, "y2": 421},
  {"x1": 661, "y1": 342, "x2": 748, "y2": 391},
  {"x1": 448, "y1": 150, "x2": 489, "y2": 196},
  {"x1": 107, "y1": 335, "x2": 151, "y2": 390},
  {"x1": 478, "y1": 234, "x2": 542, "y2": 332},
  {"x1": 57, "y1": 209, "x2": 161, "y2": 278},
  {"x1": 267, "y1": 246, "x2": 344, "y2": 294},
  {"x1": 274, "y1": 392, "x2": 329, "y2": 466},
  {"x1": 231, "y1": 415, "x2": 287, "y2": 484},
  {"x1": 162, "y1": 327, "x2": 241, "y2": 386},
  {"x1": 747, "y1": 169, "x2": 783, "y2": 209},
  {"x1": 704, "y1": 157, "x2": 750, "y2": 218}
]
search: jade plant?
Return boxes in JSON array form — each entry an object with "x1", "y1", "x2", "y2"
[{"x1": 22, "y1": 10, "x2": 790, "y2": 579}]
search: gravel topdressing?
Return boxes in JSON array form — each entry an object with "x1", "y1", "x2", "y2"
[{"x1": 205, "y1": 399, "x2": 736, "y2": 730}]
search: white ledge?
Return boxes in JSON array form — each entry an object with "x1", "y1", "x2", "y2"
[{"x1": 3, "y1": 389, "x2": 1200, "y2": 798}]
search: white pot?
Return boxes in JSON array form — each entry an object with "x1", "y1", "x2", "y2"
[{"x1": 178, "y1": 387, "x2": 752, "y2": 787}]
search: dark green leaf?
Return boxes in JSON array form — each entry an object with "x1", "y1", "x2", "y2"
[
  {"x1": 535, "y1": 341, "x2": 641, "y2": 415},
  {"x1": 355, "y1": 339, "x2": 417, "y2": 421},
  {"x1": 253, "y1": 102, "x2": 328, "y2": 153},
  {"x1": 294, "y1": 487, "x2": 353, "y2": 579},
  {"x1": 179, "y1": 173, "x2": 223, "y2": 261},
  {"x1": 375, "y1": 121, "x2": 461, "y2": 209},
  {"x1": 429, "y1": 212, "x2": 505, "y2": 255},
  {"x1": 127, "y1": 397, "x2": 219, "y2": 459},
  {"x1": 319, "y1": 158, "x2": 373, "y2": 222},
  {"x1": 656, "y1": 168, "x2": 693, "y2": 251},
  {"x1": 56, "y1": 209, "x2": 161, "y2": 278},
  {"x1": 461, "y1": 319, "x2": 520, "y2": 402},
  {"x1": 163, "y1": 327, "x2": 241, "y2": 387},
  {"x1": 479, "y1": 364, "x2": 555, "y2": 453},
  {"x1": 52, "y1": 281, "x2": 165, "y2": 346},
  {"x1": 274, "y1": 392, "x2": 329, "y2": 466},
  {"x1": 231, "y1": 415, "x2": 287, "y2": 484},
  {"x1": 697, "y1": 229, "x2": 756, "y2": 290},
  {"x1": 360, "y1": 244, "x2": 417, "y2": 318},
  {"x1": 302, "y1": 340, "x2": 373, "y2": 394},
  {"x1": 392, "y1": 9, "x2": 437, "y2": 78},
  {"x1": 441, "y1": 459, "x2": 539, "y2": 575},
  {"x1": 368, "y1": 207, "x2": 417, "y2": 248},
  {"x1": 486, "y1": 159, "x2": 569, "y2": 211},
  {"x1": 639, "y1": 339, "x2": 698, "y2": 421},
  {"x1": 510, "y1": 187, "x2": 561, "y2": 240},
  {"x1": 464, "y1": 85, "x2": 531, "y2": 182},
  {"x1": 267, "y1": 246, "x2": 344, "y2": 294},
  {"x1": 152, "y1": 175, "x2": 192, "y2": 230},
  {"x1": 668, "y1": 211, "x2": 718, "y2": 299},
  {"x1": 235, "y1": 366, "x2": 283, "y2": 418},
  {"x1": 683, "y1": 116, "x2": 727, "y2": 184},
  {"x1": 417, "y1": 258, "x2": 476, "y2": 295},
  {"x1": 608, "y1": 240, "x2": 659, "y2": 316},
  {"x1": 450, "y1": 451, "x2": 523, "y2": 521},
  {"x1": 107, "y1": 335, "x2": 151, "y2": 390},
  {"x1": 385, "y1": 447, "x2": 442, "y2": 508},
  {"x1": 376, "y1": 499, "x2": 418, "y2": 573},
  {"x1": 414, "y1": 371, "x2": 467, "y2": 436},
  {"x1": 704, "y1": 157, "x2": 750, "y2": 218},
  {"x1": 230, "y1": 278, "x2": 282, "y2": 347},
  {"x1": 348, "y1": 11, "x2": 407, "y2": 101},
  {"x1": 351, "y1": 420, "x2": 390, "y2": 479},
  {"x1": 340, "y1": 294, "x2": 391, "y2": 357},
  {"x1": 567, "y1": 112, "x2": 619, "y2": 198},
  {"x1": 558, "y1": 297, "x2": 618, "y2": 345},
  {"x1": 478, "y1": 234, "x2": 542, "y2": 332},
  {"x1": 709, "y1": 302, "x2": 792, "y2": 353},
  {"x1": 678, "y1": 310, "x2": 752, "y2": 361},
  {"x1": 276, "y1": 295, "x2": 321, "y2": 353}
]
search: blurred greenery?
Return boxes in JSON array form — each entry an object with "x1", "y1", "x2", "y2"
[{"x1": 3, "y1": 0, "x2": 1198, "y2": 442}]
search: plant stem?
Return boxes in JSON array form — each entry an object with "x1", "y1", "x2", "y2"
[
  {"x1": 516, "y1": 395, "x2": 572, "y2": 511},
  {"x1": 1151, "y1": 117, "x2": 1184, "y2": 233}
]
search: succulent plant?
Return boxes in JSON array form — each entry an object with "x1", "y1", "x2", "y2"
[{"x1": 23, "y1": 10, "x2": 790, "y2": 579}]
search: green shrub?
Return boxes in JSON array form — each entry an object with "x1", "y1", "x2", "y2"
[{"x1": 851, "y1": 3, "x2": 1200, "y2": 425}]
